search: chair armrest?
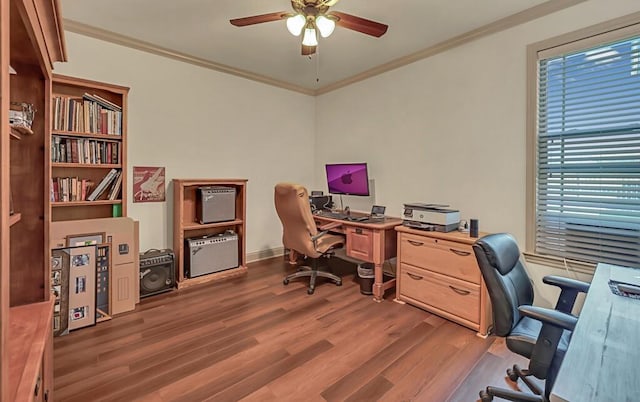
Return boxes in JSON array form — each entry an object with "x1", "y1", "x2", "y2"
[
  {"x1": 318, "y1": 221, "x2": 342, "y2": 231},
  {"x1": 518, "y1": 305, "x2": 577, "y2": 331},
  {"x1": 544, "y1": 275, "x2": 590, "y2": 314},
  {"x1": 543, "y1": 275, "x2": 590, "y2": 294},
  {"x1": 311, "y1": 230, "x2": 329, "y2": 243}
]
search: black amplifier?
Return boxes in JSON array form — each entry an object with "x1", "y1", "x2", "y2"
[{"x1": 140, "y1": 249, "x2": 175, "y2": 298}]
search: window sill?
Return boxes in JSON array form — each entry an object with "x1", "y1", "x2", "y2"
[{"x1": 523, "y1": 252, "x2": 596, "y2": 275}]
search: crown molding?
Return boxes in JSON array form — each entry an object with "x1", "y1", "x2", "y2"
[
  {"x1": 64, "y1": 0, "x2": 586, "y2": 97},
  {"x1": 315, "y1": 0, "x2": 587, "y2": 95},
  {"x1": 63, "y1": 19, "x2": 316, "y2": 96}
]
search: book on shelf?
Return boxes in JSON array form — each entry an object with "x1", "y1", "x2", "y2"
[
  {"x1": 51, "y1": 135, "x2": 120, "y2": 165},
  {"x1": 107, "y1": 171, "x2": 123, "y2": 200},
  {"x1": 50, "y1": 177, "x2": 94, "y2": 202},
  {"x1": 87, "y1": 169, "x2": 119, "y2": 201},
  {"x1": 82, "y1": 93, "x2": 122, "y2": 112},
  {"x1": 53, "y1": 95, "x2": 122, "y2": 135}
]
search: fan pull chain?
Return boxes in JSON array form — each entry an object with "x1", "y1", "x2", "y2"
[{"x1": 315, "y1": 49, "x2": 320, "y2": 83}]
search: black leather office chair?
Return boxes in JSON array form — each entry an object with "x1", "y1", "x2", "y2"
[
  {"x1": 473, "y1": 233, "x2": 590, "y2": 402},
  {"x1": 274, "y1": 183, "x2": 344, "y2": 294}
]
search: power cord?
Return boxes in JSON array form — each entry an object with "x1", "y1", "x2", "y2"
[{"x1": 563, "y1": 257, "x2": 580, "y2": 280}]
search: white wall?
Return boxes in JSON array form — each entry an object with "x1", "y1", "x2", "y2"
[
  {"x1": 56, "y1": 0, "x2": 638, "y2": 305},
  {"x1": 315, "y1": 0, "x2": 639, "y2": 306},
  {"x1": 54, "y1": 32, "x2": 316, "y2": 254}
]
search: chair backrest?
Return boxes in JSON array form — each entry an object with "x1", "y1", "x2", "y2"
[
  {"x1": 472, "y1": 233, "x2": 534, "y2": 336},
  {"x1": 274, "y1": 183, "x2": 321, "y2": 258}
]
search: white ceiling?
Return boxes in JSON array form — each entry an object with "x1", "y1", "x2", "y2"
[{"x1": 60, "y1": 0, "x2": 552, "y2": 92}]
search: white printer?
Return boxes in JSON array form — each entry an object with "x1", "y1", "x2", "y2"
[{"x1": 402, "y1": 203, "x2": 460, "y2": 232}]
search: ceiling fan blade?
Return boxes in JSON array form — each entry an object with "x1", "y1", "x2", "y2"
[
  {"x1": 302, "y1": 44, "x2": 317, "y2": 56},
  {"x1": 329, "y1": 11, "x2": 388, "y2": 38},
  {"x1": 230, "y1": 12, "x2": 288, "y2": 27}
]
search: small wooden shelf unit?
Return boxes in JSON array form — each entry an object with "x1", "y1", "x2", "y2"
[
  {"x1": 49, "y1": 74, "x2": 129, "y2": 222},
  {"x1": 173, "y1": 179, "x2": 248, "y2": 289}
]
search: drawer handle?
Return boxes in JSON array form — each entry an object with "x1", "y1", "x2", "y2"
[
  {"x1": 449, "y1": 248, "x2": 471, "y2": 256},
  {"x1": 449, "y1": 285, "x2": 471, "y2": 295},
  {"x1": 407, "y1": 272, "x2": 423, "y2": 281},
  {"x1": 408, "y1": 240, "x2": 424, "y2": 247}
]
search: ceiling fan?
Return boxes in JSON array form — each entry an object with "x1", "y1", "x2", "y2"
[{"x1": 230, "y1": 0, "x2": 388, "y2": 56}]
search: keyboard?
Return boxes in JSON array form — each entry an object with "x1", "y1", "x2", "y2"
[
  {"x1": 319, "y1": 211, "x2": 349, "y2": 220},
  {"x1": 317, "y1": 211, "x2": 372, "y2": 222}
]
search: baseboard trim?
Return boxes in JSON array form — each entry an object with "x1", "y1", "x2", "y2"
[{"x1": 247, "y1": 247, "x2": 285, "y2": 263}]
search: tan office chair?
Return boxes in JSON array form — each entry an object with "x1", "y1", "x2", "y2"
[{"x1": 274, "y1": 183, "x2": 344, "y2": 294}]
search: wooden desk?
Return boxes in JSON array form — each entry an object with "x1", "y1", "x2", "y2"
[
  {"x1": 550, "y1": 263, "x2": 640, "y2": 402},
  {"x1": 313, "y1": 213, "x2": 403, "y2": 301},
  {"x1": 9, "y1": 299, "x2": 54, "y2": 402}
]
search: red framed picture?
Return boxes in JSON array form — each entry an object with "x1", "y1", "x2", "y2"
[{"x1": 133, "y1": 166, "x2": 165, "y2": 202}]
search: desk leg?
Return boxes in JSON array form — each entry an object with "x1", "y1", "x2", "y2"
[
  {"x1": 373, "y1": 262, "x2": 397, "y2": 302},
  {"x1": 373, "y1": 262, "x2": 384, "y2": 302}
]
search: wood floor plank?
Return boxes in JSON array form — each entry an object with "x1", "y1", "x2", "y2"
[
  {"x1": 413, "y1": 332, "x2": 495, "y2": 401},
  {"x1": 153, "y1": 345, "x2": 292, "y2": 401},
  {"x1": 382, "y1": 320, "x2": 462, "y2": 383},
  {"x1": 264, "y1": 310, "x2": 424, "y2": 399},
  {"x1": 54, "y1": 257, "x2": 527, "y2": 401},
  {"x1": 202, "y1": 340, "x2": 334, "y2": 401},
  {"x1": 320, "y1": 321, "x2": 435, "y2": 401},
  {"x1": 238, "y1": 385, "x2": 282, "y2": 402},
  {"x1": 344, "y1": 374, "x2": 394, "y2": 402}
]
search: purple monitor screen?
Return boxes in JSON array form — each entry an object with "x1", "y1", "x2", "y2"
[{"x1": 325, "y1": 163, "x2": 370, "y2": 196}]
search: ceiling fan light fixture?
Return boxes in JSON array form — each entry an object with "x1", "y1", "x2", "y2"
[
  {"x1": 315, "y1": 15, "x2": 335, "y2": 38},
  {"x1": 286, "y1": 14, "x2": 306, "y2": 36},
  {"x1": 302, "y1": 27, "x2": 318, "y2": 47}
]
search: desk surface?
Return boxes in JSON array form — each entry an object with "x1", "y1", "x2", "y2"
[
  {"x1": 313, "y1": 211, "x2": 403, "y2": 229},
  {"x1": 551, "y1": 263, "x2": 640, "y2": 402}
]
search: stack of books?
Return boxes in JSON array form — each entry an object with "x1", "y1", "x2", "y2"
[{"x1": 86, "y1": 169, "x2": 123, "y2": 201}]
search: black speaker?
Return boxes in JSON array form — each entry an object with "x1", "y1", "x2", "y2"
[
  {"x1": 470, "y1": 219, "x2": 479, "y2": 238},
  {"x1": 140, "y1": 249, "x2": 175, "y2": 298}
]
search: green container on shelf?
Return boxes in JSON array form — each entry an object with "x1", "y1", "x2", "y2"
[{"x1": 112, "y1": 203, "x2": 122, "y2": 217}]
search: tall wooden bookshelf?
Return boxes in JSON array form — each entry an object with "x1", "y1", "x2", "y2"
[
  {"x1": 1, "y1": 0, "x2": 66, "y2": 400},
  {"x1": 173, "y1": 179, "x2": 247, "y2": 289},
  {"x1": 49, "y1": 74, "x2": 128, "y2": 222}
]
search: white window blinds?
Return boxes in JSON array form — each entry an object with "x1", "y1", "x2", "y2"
[{"x1": 536, "y1": 35, "x2": 640, "y2": 268}]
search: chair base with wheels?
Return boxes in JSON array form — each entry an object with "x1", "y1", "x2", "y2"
[
  {"x1": 283, "y1": 254, "x2": 342, "y2": 295},
  {"x1": 479, "y1": 362, "x2": 546, "y2": 402}
]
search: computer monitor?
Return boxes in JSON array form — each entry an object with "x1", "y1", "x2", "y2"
[{"x1": 325, "y1": 163, "x2": 370, "y2": 196}]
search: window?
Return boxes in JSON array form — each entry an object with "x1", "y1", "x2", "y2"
[{"x1": 528, "y1": 23, "x2": 640, "y2": 269}]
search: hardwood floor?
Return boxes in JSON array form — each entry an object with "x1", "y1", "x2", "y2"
[{"x1": 54, "y1": 256, "x2": 533, "y2": 401}]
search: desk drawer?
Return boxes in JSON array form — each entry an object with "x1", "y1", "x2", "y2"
[
  {"x1": 399, "y1": 263, "x2": 480, "y2": 324},
  {"x1": 399, "y1": 233, "x2": 480, "y2": 284},
  {"x1": 346, "y1": 227, "x2": 373, "y2": 262}
]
